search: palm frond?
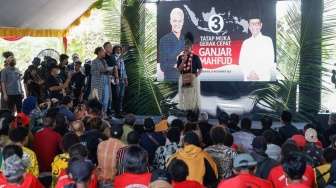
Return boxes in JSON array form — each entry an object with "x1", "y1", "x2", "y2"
[
  {"x1": 103, "y1": 0, "x2": 178, "y2": 115},
  {"x1": 252, "y1": 0, "x2": 336, "y2": 121}
]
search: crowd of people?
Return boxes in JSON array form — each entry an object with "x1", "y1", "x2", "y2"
[
  {"x1": 1, "y1": 49, "x2": 336, "y2": 188},
  {"x1": 1, "y1": 44, "x2": 128, "y2": 121},
  {"x1": 0, "y1": 88, "x2": 335, "y2": 188}
]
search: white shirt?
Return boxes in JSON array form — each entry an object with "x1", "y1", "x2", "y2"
[
  {"x1": 239, "y1": 32, "x2": 275, "y2": 81},
  {"x1": 232, "y1": 130, "x2": 255, "y2": 153}
]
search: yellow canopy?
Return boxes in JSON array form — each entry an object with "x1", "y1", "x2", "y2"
[{"x1": 0, "y1": 0, "x2": 98, "y2": 37}]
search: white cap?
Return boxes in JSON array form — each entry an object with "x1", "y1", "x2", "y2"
[
  {"x1": 51, "y1": 98, "x2": 60, "y2": 104},
  {"x1": 167, "y1": 116, "x2": 177, "y2": 125}
]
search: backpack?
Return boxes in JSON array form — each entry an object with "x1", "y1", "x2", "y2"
[{"x1": 315, "y1": 168, "x2": 330, "y2": 188}]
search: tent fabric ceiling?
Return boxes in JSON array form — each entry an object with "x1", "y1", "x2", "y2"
[{"x1": 0, "y1": 0, "x2": 97, "y2": 37}]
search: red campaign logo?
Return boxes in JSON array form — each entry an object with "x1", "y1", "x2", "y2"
[{"x1": 193, "y1": 40, "x2": 243, "y2": 69}]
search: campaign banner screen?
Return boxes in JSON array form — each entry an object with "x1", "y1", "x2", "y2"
[{"x1": 157, "y1": 0, "x2": 277, "y2": 82}]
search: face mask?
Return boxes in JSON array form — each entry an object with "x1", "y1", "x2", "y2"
[
  {"x1": 9, "y1": 61, "x2": 16, "y2": 67},
  {"x1": 56, "y1": 69, "x2": 61, "y2": 75}
]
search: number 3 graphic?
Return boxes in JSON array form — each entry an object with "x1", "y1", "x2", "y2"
[{"x1": 208, "y1": 15, "x2": 224, "y2": 33}]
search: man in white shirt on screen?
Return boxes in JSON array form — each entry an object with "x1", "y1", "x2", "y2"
[{"x1": 239, "y1": 11, "x2": 275, "y2": 81}]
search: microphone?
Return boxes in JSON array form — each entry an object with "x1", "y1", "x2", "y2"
[{"x1": 183, "y1": 52, "x2": 188, "y2": 62}]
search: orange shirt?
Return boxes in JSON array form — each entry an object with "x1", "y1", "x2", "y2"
[{"x1": 155, "y1": 120, "x2": 168, "y2": 132}]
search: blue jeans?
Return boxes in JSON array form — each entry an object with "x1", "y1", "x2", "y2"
[
  {"x1": 116, "y1": 80, "x2": 125, "y2": 110},
  {"x1": 102, "y1": 75, "x2": 110, "y2": 116}
]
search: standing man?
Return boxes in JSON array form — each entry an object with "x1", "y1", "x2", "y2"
[
  {"x1": 1, "y1": 51, "x2": 13, "y2": 109},
  {"x1": 239, "y1": 11, "x2": 274, "y2": 81},
  {"x1": 71, "y1": 60, "x2": 86, "y2": 107},
  {"x1": 112, "y1": 45, "x2": 128, "y2": 117},
  {"x1": 67, "y1": 53, "x2": 79, "y2": 71},
  {"x1": 1, "y1": 55, "x2": 24, "y2": 113},
  {"x1": 103, "y1": 42, "x2": 120, "y2": 117},
  {"x1": 159, "y1": 8, "x2": 185, "y2": 81},
  {"x1": 177, "y1": 32, "x2": 202, "y2": 112},
  {"x1": 323, "y1": 113, "x2": 336, "y2": 146}
]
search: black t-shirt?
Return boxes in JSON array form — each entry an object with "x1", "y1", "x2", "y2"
[
  {"x1": 80, "y1": 134, "x2": 99, "y2": 164},
  {"x1": 71, "y1": 71, "x2": 86, "y2": 95},
  {"x1": 59, "y1": 66, "x2": 69, "y2": 83},
  {"x1": 46, "y1": 75, "x2": 63, "y2": 100},
  {"x1": 104, "y1": 53, "x2": 117, "y2": 67},
  {"x1": 177, "y1": 54, "x2": 202, "y2": 74},
  {"x1": 85, "y1": 129, "x2": 108, "y2": 141}
]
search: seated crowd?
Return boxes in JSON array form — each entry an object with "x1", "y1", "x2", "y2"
[{"x1": 0, "y1": 96, "x2": 336, "y2": 188}]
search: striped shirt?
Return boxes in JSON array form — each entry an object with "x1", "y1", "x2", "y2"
[
  {"x1": 97, "y1": 138, "x2": 125, "y2": 182},
  {"x1": 116, "y1": 145, "x2": 150, "y2": 176}
]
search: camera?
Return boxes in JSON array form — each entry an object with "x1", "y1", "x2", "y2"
[{"x1": 17, "y1": 116, "x2": 22, "y2": 127}]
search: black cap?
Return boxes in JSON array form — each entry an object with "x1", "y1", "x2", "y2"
[
  {"x1": 32, "y1": 57, "x2": 41, "y2": 65},
  {"x1": 249, "y1": 11, "x2": 261, "y2": 20},
  {"x1": 68, "y1": 159, "x2": 95, "y2": 182},
  {"x1": 109, "y1": 124, "x2": 123, "y2": 137},
  {"x1": 49, "y1": 63, "x2": 59, "y2": 70},
  {"x1": 252, "y1": 136, "x2": 267, "y2": 151},
  {"x1": 150, "y1": 169, "x2": 172, "y2": 183}
]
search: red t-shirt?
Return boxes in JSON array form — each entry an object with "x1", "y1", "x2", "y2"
[
  {"x1": 173, "y1": 180, "x2": 206, "y2": 188},
  {"x1": 218, "y1": 174, "x2": 273, "y2": 188},
  {"x1": 33, "y1": 127, "x2": 62, "y2": 172},
  {"x1": 267, "y1": 165, "x2": 316, "y2": 188},
  {"x1": 55, "y1": 169, "x2": 98, "y2": 188},
  {"x1": 284, "y1": 184, "x2": 311, "y2": 188},
  {"x1": 0, "y1": 173, "x2": 44, "y2": 188},
  {"x1": 114, "y1": 172, "x2": 151, "y2": 188}
]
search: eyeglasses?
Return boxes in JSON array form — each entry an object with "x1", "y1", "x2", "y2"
[{"x1": 249, "y1": 22, "x2": 261, "y2": 26}]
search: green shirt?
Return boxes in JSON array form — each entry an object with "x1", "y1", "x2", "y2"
[{"x1": 121, "y1": 124, "x2": 134, "y2": 144}]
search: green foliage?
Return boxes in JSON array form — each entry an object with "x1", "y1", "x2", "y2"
[
  {"x1": 0, "y1": 37, "x2": 63, "y2": 73},
  {"x1": 252, "y1": 0, "x2": 336, "y2": 121},
  {"x1": 103, "y1": 0, "x2": 178, "y2": 115},
  {"x1": 0, "y1": 8, "x2": 107, "y2": 73},
  {"x1": 67, "y1": 9, "x2": 108, "y2": 61}
]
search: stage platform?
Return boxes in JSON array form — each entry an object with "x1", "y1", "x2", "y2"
[{"x1": 108, "y1": 115, "x2": 309, "y2": 131}]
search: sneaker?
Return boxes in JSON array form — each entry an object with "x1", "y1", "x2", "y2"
[
  {"x1": 115, "y1": 113, "x2": 124, "y2": 118},
  {"x1": 120, "y1": 110, "x2": 127, "y2": 116}
]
